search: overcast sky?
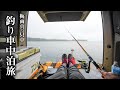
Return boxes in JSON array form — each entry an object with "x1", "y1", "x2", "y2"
[{"x1": 27, "y1": 11, "x2": 103, "y2": 41}]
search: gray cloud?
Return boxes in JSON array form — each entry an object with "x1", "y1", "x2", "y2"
[{"x1": 27, "y1": 11, "x2": 103, "y2": 41}]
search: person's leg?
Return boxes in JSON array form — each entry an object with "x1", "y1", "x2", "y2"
[
  {"x1": 68, "y1": 63, "x2": 85, "y2": 79},
  {"x1": 68, "y1": 54, "x2": 85, "y2": 79},
  {"x1": 46, "y1": 54, "x2": 68, "y2": 79}
]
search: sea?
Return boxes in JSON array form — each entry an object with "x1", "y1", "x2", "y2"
[{"x1": 27, "y1": 41, "x2": 103, "y2": 64}]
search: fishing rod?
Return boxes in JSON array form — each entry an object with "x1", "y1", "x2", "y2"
[{"x1": 64, "y1": 26, "x2": 103, "y2": 73}]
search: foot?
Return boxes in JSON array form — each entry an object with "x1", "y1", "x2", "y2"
[
  {"x1": 62, "y1": 54, "x2": 68, "y2": 64},
  {"x1": 68, "y1": 54, "x2": 76, "y2": 65}
]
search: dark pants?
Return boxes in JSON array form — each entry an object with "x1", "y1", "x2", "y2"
[{"x1": 47, "y1": 65, "x2": 85, "y2": 79}]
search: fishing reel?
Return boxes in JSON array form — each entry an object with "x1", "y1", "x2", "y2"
[
  {"x1": 85, "y1": 61, "x2": 91, "y2": 73},
  {"x1": 77, "y1": 60, "x2": 91, "y2": 73}
]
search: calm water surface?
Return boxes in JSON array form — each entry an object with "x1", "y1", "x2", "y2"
[{"x1": 27, "y1": 41, "x2": 103, "y2": 64}]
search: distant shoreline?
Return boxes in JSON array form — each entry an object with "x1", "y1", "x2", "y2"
[
  {"x1": 27, "y1": 37, "x2": 88, "y2": 41},
  {"x1": 27, "y1": 40, "x2": 88, "y2": 41},
  {"x1": 27, "y1": 38, "x2": 87, "y2": 41}
]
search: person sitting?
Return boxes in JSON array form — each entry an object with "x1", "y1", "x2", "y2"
[
  {"x1": 46, "y1": 54, "x2": 85, "y2": 79},
  {"x1": 47, "y1": 54, "x2": 120, "y2": 79}
]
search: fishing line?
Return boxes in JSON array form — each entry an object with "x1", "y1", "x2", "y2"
[{"x1": 64, "y1": 24, "x2": 103, "y2": 74}]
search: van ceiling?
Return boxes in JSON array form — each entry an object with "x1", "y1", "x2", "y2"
[{"x1": 37, "y1": 11, "x2": 90, "y2": 22}]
